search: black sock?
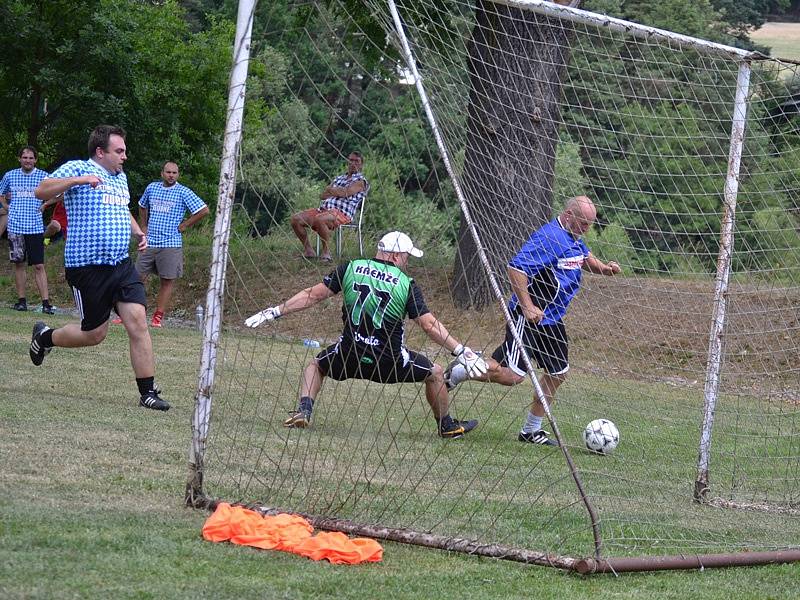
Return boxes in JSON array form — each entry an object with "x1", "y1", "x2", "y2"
[
  {"x1": 439, "y1": 414, "x2": 454, "y2": 429},
  {"x1": 136, "y1": 377, "x2": 155, "y2": 396},
  {"x1": 299, "y1": 396, "x2": 314, "y2": 414},
  {"x1": 40, "y1": 328, "x2": 55, "y2": 348},
  {"x1": 18, "y1": 297, "x2": 26, "y2": 304},
  {"x1": 42, "y1": 299, "x2": 51, "y2": 307}
]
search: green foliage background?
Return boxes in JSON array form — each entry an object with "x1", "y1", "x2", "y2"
[{"x1": 0, "y1": 0, "x2": 798, "y2": 274}]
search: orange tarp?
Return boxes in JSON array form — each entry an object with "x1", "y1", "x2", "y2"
[{"x1": 202, "y1": 502, "x2": 383, "y2": 565}]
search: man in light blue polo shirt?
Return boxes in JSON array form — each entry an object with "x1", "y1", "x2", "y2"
[
  {"x1": 30, "y1": 125, "x2": 170, "y2": 412},
  {"x1": 134, "y1": 161, "x2": 208, "y2": 328},
  {"x1": 0, "y1": 146, "x2": 53, "y2": 313}
]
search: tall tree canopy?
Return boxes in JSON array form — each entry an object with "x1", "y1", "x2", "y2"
[{"x1": 0, "y1": 0, "x2": 232, "y2": 200}]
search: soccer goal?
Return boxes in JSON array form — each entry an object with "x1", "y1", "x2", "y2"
[{"x1": 188, "y1": 0, "x2": 800, "y2": 572}]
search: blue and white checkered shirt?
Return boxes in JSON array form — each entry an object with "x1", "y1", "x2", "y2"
[
  {"x1": 46, "y1": 159, "x2": 132, "y2": 268},
  {"x1": 320, "y1": 172, "x2": 369, "y2": 220},
  {"x1": 0, "y1": 168, "x2": 48, "y2": 234},
  {"x1": 139, "y1": 181, "x2": 207, "y2": 248}
]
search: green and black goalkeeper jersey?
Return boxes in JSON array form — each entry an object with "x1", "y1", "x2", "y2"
[{"x1": 323, "y1": 258, "x2": 429, "y2": 358}]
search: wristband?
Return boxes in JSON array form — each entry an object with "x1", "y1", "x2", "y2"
[{"x1": 451, "y1": 344, "x2": 464, "y2": 357}]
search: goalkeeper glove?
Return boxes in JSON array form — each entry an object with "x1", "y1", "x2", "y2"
[
  {"x1": 452, "y1": 344, "x2": 488, "y2": 378},
  {"x1": 244, "y1": 306, "x2": 281, "y2": 328}
]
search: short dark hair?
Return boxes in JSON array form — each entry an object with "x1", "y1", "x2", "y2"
[
  {"x1": 88, "y1": 125, "x2": 126, "y2": 157},
  {"x1": 162, "y1": 160, "x2": 179, "y2": 170},
  {"x1": 349, "y1": 151, "x2": 363, "y2": 160},
  {"x1": 19, "y1": 145, "x2": 37, "y2": 159}
]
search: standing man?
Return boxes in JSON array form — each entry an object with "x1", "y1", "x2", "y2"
[
  {"x1": 446, "y1": 196, "x2": 621, "y2": 446},
  {"x1": 290, "y1": 152, "x2": 369, "y2": 262},
  {"x1": 31, "y1": 125, "x2": 170, "y2": 411},
  {"x1": 245, "y1": 231, "x2": 487, "y2": 438},
  {"x1": 0, "y1": 146, "x2": 54, "y2": 313},
  {"x1": 133, "y1": 161, "x2": 209, "y2": 327}
]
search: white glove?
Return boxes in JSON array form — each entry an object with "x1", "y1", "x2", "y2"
[
  {"x1": 245, "y1": 306, "x2": 281, "y2": 328},
  {"x1": 453, "y1": 344, "x2": 488, "y2": 378}
]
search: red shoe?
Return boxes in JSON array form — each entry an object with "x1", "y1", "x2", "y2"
[
  {"x1": 150, "y1": 311, "x2": 164, "y2": 328},
  {"x1": 111, "y1": 316, "x2": 123, "y2": 325}
]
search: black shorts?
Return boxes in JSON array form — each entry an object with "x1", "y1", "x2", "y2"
[
  {"x1": 8, "y1": 232, "x2": 45, "y2": 265},
  {"x1": 315, "y1": 343, "x2": 433, "y2": 384},
  {"x1": 65, "y1": 259, "x2": 146, "y2": 331},
  {"x1": 491, "y1": 309, "x2": 569, "y2": 377}
]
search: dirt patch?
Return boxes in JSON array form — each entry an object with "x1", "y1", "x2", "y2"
[{"x1": 175, "y1": 261, "x2": 799, "y2": 397}]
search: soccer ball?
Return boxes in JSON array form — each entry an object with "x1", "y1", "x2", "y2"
[{"x1": 583, "y1": 419, "x2": 619, "y2": 454}]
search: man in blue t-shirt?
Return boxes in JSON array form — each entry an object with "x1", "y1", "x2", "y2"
[
  {"x1": 132, "y1": 161, "x2": 209, "y2": 328},
  {"x1": 29, "y1": 125, "x2": 170, "y2": 412},
  {"x1": 446, "y1": 196, "x2": 621, "y2": 446},
  {"x1": 0, "y1": 146, "x2": 53, "y2": 313}
]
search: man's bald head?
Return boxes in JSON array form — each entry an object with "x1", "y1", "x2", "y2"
[{"x1": 561, "y1": 195, "x2": 596, "y2": 238}]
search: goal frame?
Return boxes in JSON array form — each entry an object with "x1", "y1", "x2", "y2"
[{"x1": 187, "y1": 0, "x2": 800, "y2": 572}]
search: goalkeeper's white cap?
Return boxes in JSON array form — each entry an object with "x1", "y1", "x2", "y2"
[{"x1": 377, "y1": 231, "x2": 423, "y2": 258}]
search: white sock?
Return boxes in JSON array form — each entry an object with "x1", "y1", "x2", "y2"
[
  {"x1": 448, "y1": 363, "x2": 468, "y2": 387},
  {"x1": 521, "y1": 413, "x2": 543, "y2": 435}
]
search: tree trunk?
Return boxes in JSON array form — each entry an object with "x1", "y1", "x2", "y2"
[{"x1": 451, "y1": 0, "x2": 578, "y2": 308}]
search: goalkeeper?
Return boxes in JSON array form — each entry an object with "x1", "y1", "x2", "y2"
[
  {"x1": 245, "y1": 231, "x2": 487, "y2": 438},
  {"x1": 446, "y1": 196, "x2": 621, "y2": 446}
]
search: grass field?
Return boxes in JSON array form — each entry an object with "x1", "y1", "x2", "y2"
[
  {"x1": 749, "y1": 22, "x2": 800, "y2": 61},
  {"x1": 2, "y1": 308, "x2": 800, "y2": 599}
]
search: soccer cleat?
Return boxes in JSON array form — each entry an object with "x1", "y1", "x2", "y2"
[
  {"x1": 139, "y1": 390, "x2": 171, "y2": 411},
  {"x1": 42, "y1": 303, "x2": 55, "y2": 315},
  {"x1": 29, "y1": 321, "x2": 52, "y2": 366},
  {"x1": 13, "y1": 300, "x2": 27, "y2": 311},
  {"x1": 439, "y1": 418, "x2": 478, "y2": 439},
  {"x1": 150, "y1": 311, "x2": 164, "y2": 328},
  {"x1": 518, "y1": 429, "x2": 559, "y2": 447},
  {"x1": 111, "y1": 316, "x2": 123, "y2": 325},
  {"x1": 283, "y1": 410, "x2": 311, "y2": 428}
]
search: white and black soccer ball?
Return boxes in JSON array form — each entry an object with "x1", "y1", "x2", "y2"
[{"x1": 583, "y1": 419, "x2": 619, "y2": 454}]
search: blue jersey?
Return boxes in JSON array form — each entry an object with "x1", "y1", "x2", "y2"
[
  {"x1": 0, "y1": 168, "x2": 48, "y2": 234},
  {"x1": 46, "y1": 160, "x2": 132, "y2": 268},
  {"x1": 139, "y1": 182, "x2": 206, "y2": 248},
  {"x1": 508, "y1": 218, "x2": 590, "y2": 325}
]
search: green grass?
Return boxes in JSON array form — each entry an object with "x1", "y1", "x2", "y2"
[
  {"x1": 750, "y1": 22, "x2": 800, "y2": 61},
  {"x1": 2, "y1": 309, "x2": 799, "y2": 599}
]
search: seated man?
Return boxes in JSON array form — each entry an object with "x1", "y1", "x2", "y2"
[
  {"x1": 245, "y1": 231, "x2": 487, "y2": 438},
  {"x1": 290, "y1": 152, "x2": 369, "y2": 261}
]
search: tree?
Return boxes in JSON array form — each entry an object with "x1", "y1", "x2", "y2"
[
  {"x1": 451, "y1": 0, "x2": 580, "y2": 308},
  {"x1": 0, "y1": 0, "x2": 232, "y2": 202}
]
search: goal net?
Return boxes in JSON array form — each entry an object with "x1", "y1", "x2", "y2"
[{"x1": 189, "y1": 0, "x2": 800, "y2": 568}]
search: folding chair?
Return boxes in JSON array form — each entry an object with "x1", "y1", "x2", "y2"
[{"x1": 316, "y1": 198, "x2": 365, "y2": 257}]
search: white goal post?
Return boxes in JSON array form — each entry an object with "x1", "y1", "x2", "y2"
[{"x1": 188, "y1": 0, "x2": 800, "y2": 572}]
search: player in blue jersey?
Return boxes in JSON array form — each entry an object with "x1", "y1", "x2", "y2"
[
  {"x1": 0, "y1": 146, "x2": 54, "y2": 313},
  {"x1": 133, "y1": 161, "x2": 209, "y2": 327},
  {"x1": 446, "y1": 196, "x2": 621, "y2": 446},
  {"x1": 30, "y1": 125, "x2": 170, "y2": 411}
]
